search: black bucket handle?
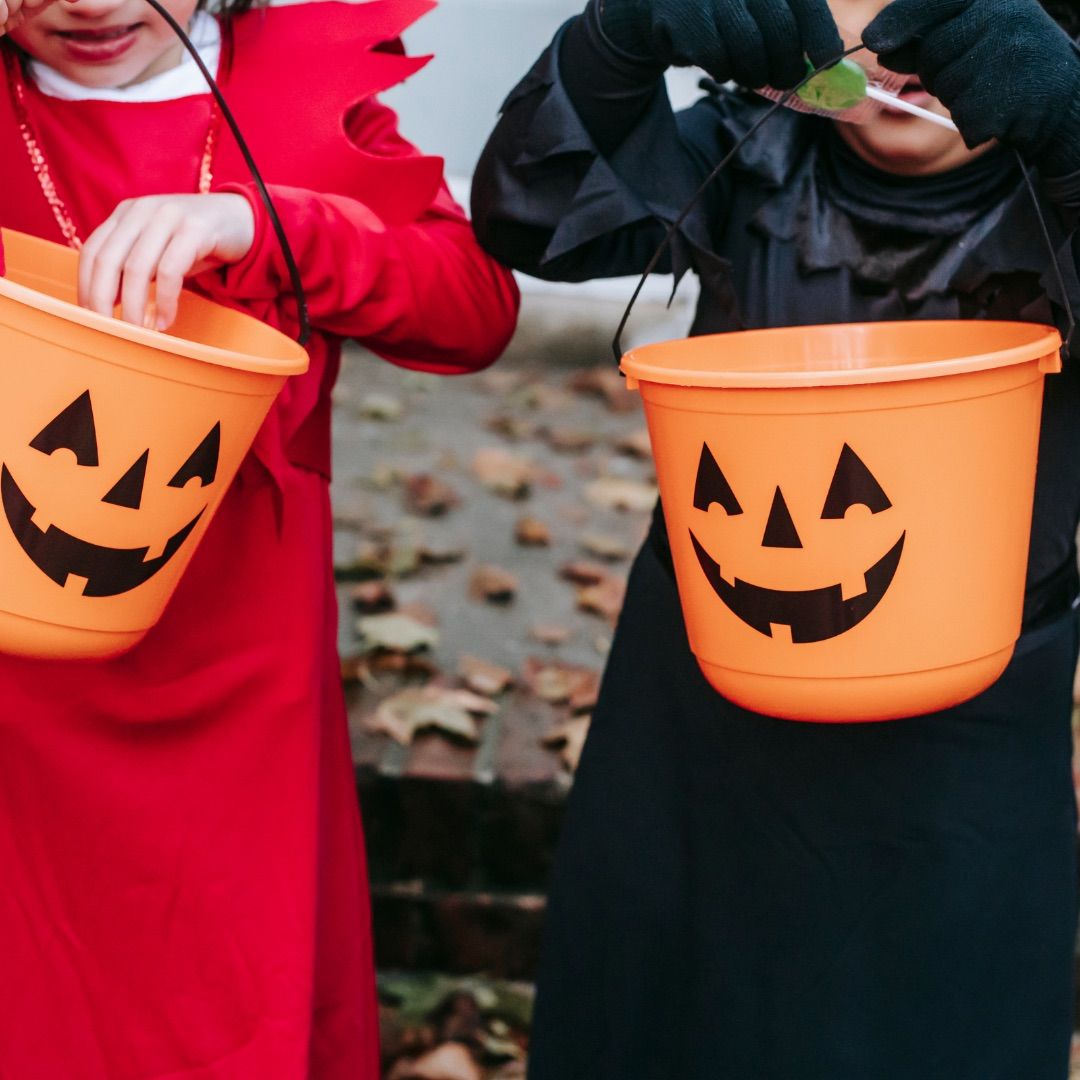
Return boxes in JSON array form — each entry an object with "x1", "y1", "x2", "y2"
[
  {"x1": 611, "y1": 45, "x2": 1076, "y2": 366},
  {"x1": 143, "y1": 0, "x2": 311, "y2": 346}
]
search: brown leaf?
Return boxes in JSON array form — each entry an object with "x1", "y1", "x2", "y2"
[
  {"x1": 614, "y1": 427, "x2": 654, "y2": 460},
  {"x1": 542, "y1": 426, "x2": 596, "y2": 454},
  {"x1": 542, "y1": 715, "x2": 592, "y2": 771},
  {"x1": 514, "y1": 515, "x2": 552, "y2": 547},
  {"x1": 567, "y1": 368, "x2": 637, "y2": 413},
  {"x1": 340, "y1": 654, "x2": 374, "y2": 686},
  {"x1": 579, "y1": 531, "x2": 630, "y2": 561},
  {"x1": 559, "y1": 560, "x2": 609, "y2": 587},
  {"x1": 367, "y1": 652, "x2": 441, "y2": 680},
  {"x1": 458, "y1": 655, "x2": 514, "y2": 696},
  {"x1": 584, "y1": 477, "x2": 658, "y2": 513},
  {"x1": 347, "y1": 539, "x2": 421, "y2": 580},
  {"x1": 351, "y1": 580, "x2": 396, "y2": 614},
  {"x1": 576, "y1": 575, "x2": 627, "y2": 624},
  {"x1": 387, "y1": 1041, "x2": 484, "y2": 1080},
  {"x1": 358, "y1": 393, "x2": 404, "y2": 421},
  {"x1": 357, "y1": 612, "x2": 439, "y2": 653},
  {"x1": 522, "y1": 658, "x2": 599, "y2": 708},
  {"x1": 404, "y1": 474, "x2": 461, "y2": 517},
  {"x1": 418, "y1": 541, "x2": 468, "y2": 566},
  {"x1": 529, "y1": 622, "x2": 575, "y2": 647},
  {"x1": 471, "y1": 448, "x2": 534, "y2": 500},
  {"x1": 485, "y1": 414, "x2": 538, "y2": 442},
  {"x1": 366, "y1": 686, "x2": 496, "y2": 746},
  {"x1": 469, "y1": 565, "x2": 519, "y2": 605}
]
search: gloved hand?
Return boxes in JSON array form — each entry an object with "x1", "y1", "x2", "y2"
[
  {"x1": 864, "y1": 0, "x2": 1080, "y2": 174},
  {"x1": 599, "y1": 0, "x2": 843, "y2": 89}
]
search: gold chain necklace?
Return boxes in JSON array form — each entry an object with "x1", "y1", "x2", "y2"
[{"x1": 3, "y1": 43, "x2": 219, "y2": 250}]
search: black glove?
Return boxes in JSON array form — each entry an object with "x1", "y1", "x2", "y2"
[
  {"x1": 864, "y1": 0, "x2": 1080, "y2": 175},
  {"x1": 600, "y1": 0, "x2": 843, "y2": 89}
]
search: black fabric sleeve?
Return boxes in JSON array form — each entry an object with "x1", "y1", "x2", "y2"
[
  {"x1": 558, "y1": 2, "x2": 667, "y2": 158},
  {"x1": 470, "y1": 20, "x2": 732, "y2": 284}
]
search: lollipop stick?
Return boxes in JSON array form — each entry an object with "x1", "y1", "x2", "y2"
[{"x1": 864, "y1": 85, "x2": 959, "y2": 131}]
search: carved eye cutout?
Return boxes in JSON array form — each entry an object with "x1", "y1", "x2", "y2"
[
  {"x1": 168, "y1": 424, "x2": 220, "y2": 490},
  {"x1": 30, "y1": 391, "x2": 99, "y2": 467},
  {"x1": 693, "y1": 443, "x2": 742, "y2": 515},
  {"x1": 820, "y1": 444, "x2": 891, "y2": 519}
]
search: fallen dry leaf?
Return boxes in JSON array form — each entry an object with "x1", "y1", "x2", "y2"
[
  {"x1": 348, "y1": 539, "x2": 421, "y2": 579},
  {"x1": 351, "y1": 580, "x2": 396, "y2": 614},
  {"x1": 485, "y1": 414, "x2": 537, "y2": 442},
  {"x1": 567, "y1": 368, "x2": 637, "y2": 412},
  {"x1": 559, "y1": 560, "x2": 609, "y2": 587},
  {"x1": 529, "y1": 622, "x2": 575, "y2": 647},
  {"x1": 458, "y1": 655, "x2": 514, "y2": 696},
  {"x1": 542, "y1": 715, "x2": 592, "y2": 771},
  {"x1": 514, "y1": 515, "x2": 552, "y2": 547},
  {"x1": 357, "y1": 612, "x2": 439, "y2": 653},
  {"x1": 614, "y1": 427, "x2": 654, "y2": 460},
  {"x1": 358, "y1": 393, "x2": 403, "y2": 421},
  {"x1": 584, "y1": 477, "x2": 658, "y2": 513},
  {"x1": 386, "y1": 1041, "x2": 484, "y2": 1080},
  {"x1": 418, "y1": 541, "x2": 467, "y2": 565},
  {"x1": 576, "y1": 575, "x2": 627, "y2": 624},
  {"x1": 404, "y1": 474, "x2": 461, "y2": 517},
  {"x1": 542, "y1": 426, "x2": 596, "y2": 454},
  {"x1": 522, "y1": 658, "x2": 600, "y2": 708},
  {"x1": 579, "y1": 531, "x2": 630, "y2": 561},
  {"x1": 366, "y1": 686, "x2": 496, "y2": 746},
  {"x1": 469, "y1": 565, "x2": 519, "y2": 605},
  {"x1": 471, "y1": 448, "x2": 534, "y2": 500}
]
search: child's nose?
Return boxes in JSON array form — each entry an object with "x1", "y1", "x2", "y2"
[{"x1": 60, "y1": 0, "x2": 133, "y2": 18}]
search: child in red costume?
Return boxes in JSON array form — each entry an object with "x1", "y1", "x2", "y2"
[{"x1": 0, "y1": 0, "x2": 519, "y2": 1076}]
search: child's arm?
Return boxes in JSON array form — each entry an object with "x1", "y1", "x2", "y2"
[
  {"x1": 78, "y1": 98, "x2": 519, "y2": 373},
  {"x1": 472, "y1": 0, "x2": 827, "y2": 283}
]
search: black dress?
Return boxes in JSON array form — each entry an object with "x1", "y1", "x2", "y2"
[{"x1": 472, "y1": 17, "x2": 1080, "y2": 1079}]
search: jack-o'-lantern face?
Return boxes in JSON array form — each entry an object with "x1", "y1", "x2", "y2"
[
  {"x1": 688, "y1": 442, "x2": 905, "y2": 643},
  {"x1": 1, "y1": 390, "x2": 218, "y2": 597}
]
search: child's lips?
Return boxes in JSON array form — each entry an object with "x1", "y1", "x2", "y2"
[
  {"x1": 53, "y1": 23, "x2": 142, "y2": 63},
  {"x1": 898, "y1": 79, "x2": 934, "y2": 109}
]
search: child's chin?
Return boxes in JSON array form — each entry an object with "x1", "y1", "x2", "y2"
[{"x1": 838, "y1": 120, "x2": 973, "y2": 176}]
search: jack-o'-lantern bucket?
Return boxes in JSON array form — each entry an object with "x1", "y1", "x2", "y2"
[
  {"x1": 0, "y1": 228, "x2": 309, "y2": 660},
  {"x1": 620, "y1": 320, "x2": 1061, "y2": 722}
]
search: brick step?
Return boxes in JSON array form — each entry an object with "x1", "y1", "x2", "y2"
[
  {"x1": 354, "y1": 685, "x2": 570, "y2": 894},
  {"x1": 372, "y1": 885, "x2": 545, "y2": 981}
]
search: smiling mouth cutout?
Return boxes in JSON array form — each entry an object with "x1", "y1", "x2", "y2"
[
  {"x1": 689, "y1": 530, "x2": 906, "y2": 643},
  {"x1": 1, "y1": 465, "x2": 202, "y2": 598}
]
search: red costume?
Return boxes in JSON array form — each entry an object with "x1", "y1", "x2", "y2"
[{"x1": 0, "y1": 4, "x2": 518, "y2": 1076}]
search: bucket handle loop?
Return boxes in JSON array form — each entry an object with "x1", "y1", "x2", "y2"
[
  {"x1": 144, "y1": 0, "x2": 312, "y2": 347},
  {"x1": 611, "y1": 46, "x2": 1076, "y2": 367}
]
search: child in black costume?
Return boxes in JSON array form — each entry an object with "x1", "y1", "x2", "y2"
[{"x1": 472, "y1": 0, "x2": 1080, "y2": 1076}]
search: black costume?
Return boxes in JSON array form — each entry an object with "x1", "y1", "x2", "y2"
[{"x1": 472, "y1": 10, "x2": 1080, "y2": 1079}]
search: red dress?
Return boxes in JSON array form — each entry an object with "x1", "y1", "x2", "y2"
[{"x1": 0, "y1": 4, "x2": 519, "y2": 1077}]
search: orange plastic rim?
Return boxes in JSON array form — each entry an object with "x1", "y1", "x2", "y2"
[{"x1": 620, "y1": 320, "x2": 1061, "y2": 388}]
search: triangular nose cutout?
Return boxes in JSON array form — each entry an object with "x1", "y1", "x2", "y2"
[
  {"x1": 103, "y1": 450, "x2": 149, "y2": 509},
  {"x1": 762, "y1": 487, "x2": 802, "y2": 548}
]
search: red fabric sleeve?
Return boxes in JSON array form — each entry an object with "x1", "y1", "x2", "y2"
[{"x1": 213, "y1": 97, "x2": 520, "y2": 375}]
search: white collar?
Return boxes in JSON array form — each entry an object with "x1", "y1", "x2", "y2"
[{"x1": 29, "y1": 11, "x2": 221, "y2": 102}]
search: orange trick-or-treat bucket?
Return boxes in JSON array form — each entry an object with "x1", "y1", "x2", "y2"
[
  {"x1": 620, "y1": 320, "x2": 1062, "y2": 722},
  {"x1": 0, "y1": 229, "x2": 309, "y2": 660}
]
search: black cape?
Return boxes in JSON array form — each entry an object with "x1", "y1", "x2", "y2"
[{"x1": 472, "y1": 25, "x2": 1080, "y2": 1080}]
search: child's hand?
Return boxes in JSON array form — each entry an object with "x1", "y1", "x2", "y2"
[
  {"x1": 864, "y1": 0, "x2": 1080, "y2": 175},
  {"x1": 78, "y1": 193, "x2": 256, "y2": 332},
  {"x1": 1, "y1": 0, "x2": 73, "y2": 36},
  {"x1": 597, "y1": 0, "x2": 842, "y2": 89}
]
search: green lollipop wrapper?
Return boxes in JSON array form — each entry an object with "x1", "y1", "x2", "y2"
[{"x1": 796, "y1": 57, "x2": 869, "y2": 112}]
